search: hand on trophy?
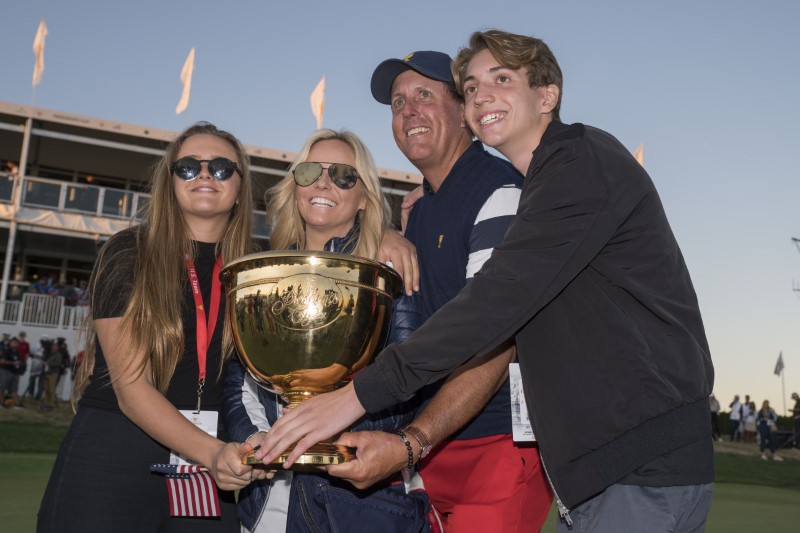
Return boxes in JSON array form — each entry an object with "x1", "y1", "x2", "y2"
[
  {"x1": 241, "y1": 432, "x2": 277, "y2": 479},
  {"x1": 210, "y1": 441, "x2": 261, "y2": 490},
  {"x1": 255, "y1": 382, "x2": 365, "y2": 468},
  {"x1": 326, "y1": 430, "x2": 411, "y2": 490}
]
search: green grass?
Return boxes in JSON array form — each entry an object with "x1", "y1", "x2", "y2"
[
  {"x1": 0, "y1": 423, "x2": 69, "y2": 454},
  {"x1": 3, "y1": 408, "x2": 800, "y2": 532},
  {"x1": 6, "y1": 451, "x2": 800, "y2": 532},
  {"x1": 1, "y1": 453, "x2": 56, "y2": 532},
  {"x1": 714, "y1": 451, "x2": 800, "y2": 490},
  {"x1": 705, "y1": 483, "x2": 800, "y2": 532},
  {"x1": 0, "y1": 402, "x2": 72, "y2": 455}
]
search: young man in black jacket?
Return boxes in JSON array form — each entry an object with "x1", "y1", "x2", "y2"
[{"x1": 260, "y1": 30, "x2": 715, "y2": 532}]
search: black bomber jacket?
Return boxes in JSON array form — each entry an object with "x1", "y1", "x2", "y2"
[{"x1": 355, "y1": 121, "x2": 714, "y2": 509}]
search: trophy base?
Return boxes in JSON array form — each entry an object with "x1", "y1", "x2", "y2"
[{"x1": 243, "y1": 442, "x2": 356, "y2": 470}]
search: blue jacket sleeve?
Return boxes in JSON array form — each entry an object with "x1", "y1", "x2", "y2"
[
  {"x1": 385, "y1": 293, "x2": 425, "y2": 345},
  {"x1": 350, "y1": 294, "x2": 423, "y2": 432},
  {"x1": 220, "y1": 356, "x2": 260, "y2": 443}
]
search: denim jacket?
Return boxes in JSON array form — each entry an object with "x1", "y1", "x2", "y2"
[{"x1": 221, "y1": 226, "x2": 427, "y2": 532}]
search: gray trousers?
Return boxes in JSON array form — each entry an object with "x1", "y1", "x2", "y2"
[{"x1": 557, "y1": 483, "x2": 714, "y2": 533}]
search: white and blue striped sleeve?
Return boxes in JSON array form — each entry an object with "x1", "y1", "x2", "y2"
[{"x1": 466, "y1": 184, "x2": 521, "y2": 279}]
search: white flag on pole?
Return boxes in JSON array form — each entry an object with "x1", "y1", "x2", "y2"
[
  {"x1": 310, "y1": 75, "x2": 326, "y2": 129},
  {"x1": 175, "y1": 48, "x2": 195, "y2": 115},
  {"x1": 32, "y1": 18, "x2": 48, "y2": 88}
]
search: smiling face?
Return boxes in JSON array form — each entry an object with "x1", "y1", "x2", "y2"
[
  {"x1": 295, "y1": 139, "x2": 366, "y2": 250},
  {"x1": 172, "y1": 134, "x2": 242, "y2": 240},
  {"x1": 462, "y1": 49, "x2": 559, "y2": 174},
  {"x1": 390, "y1": 70, "x2": 472, "y2": 183}
]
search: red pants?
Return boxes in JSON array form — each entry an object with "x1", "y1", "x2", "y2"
[{"x1": 419, "y1": 434, "x2": 553, "y2": 533}]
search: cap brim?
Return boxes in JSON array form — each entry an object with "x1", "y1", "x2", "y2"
[
  {"x1": 371, "y1": 58, "x2": 453, "y2": 105},
  {"x1": 371, "y1": 59, "x2": 415, "y2": 105}
]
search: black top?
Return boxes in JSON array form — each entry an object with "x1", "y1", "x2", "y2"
[{"x1": 80, "y1": 228, "x2": 226, "y2": 412}]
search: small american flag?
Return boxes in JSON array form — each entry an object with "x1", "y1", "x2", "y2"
[{"x1": 150, "y1": 463, "x2": 220, "y2": 517}]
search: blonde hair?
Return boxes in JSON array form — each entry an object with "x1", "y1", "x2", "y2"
[
  {"x1": 453, "y1": 29, "x2": 563, "y2": 121},
  {"x1": 267, "y1": 129, "x2": 390, "y2": 260},
  {"x1": 73, "y1": 122, "x2": 254, "y2": 404}
]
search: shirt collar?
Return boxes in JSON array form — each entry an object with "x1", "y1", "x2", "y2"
[
  {"x1": 291, "y1": 217, "x2": 361, "y2": 254},
  {"x1": 422, "y1": 140, "x2": 485, "y2": 196}
]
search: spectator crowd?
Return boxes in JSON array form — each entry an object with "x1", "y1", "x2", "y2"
[
  {"x1": 0, "y1": 331, "x2": 76, "y2": 410},
  {"x1": 713, "y1": 393, "x2": 800, "y2": 462},
  {"x1": 27, "y1": 276, "x2": 89, "y2": 307}
]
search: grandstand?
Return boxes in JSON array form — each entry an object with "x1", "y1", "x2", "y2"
[{"x1": 0, "y1": 100, "x2": 420, "y2": 397}]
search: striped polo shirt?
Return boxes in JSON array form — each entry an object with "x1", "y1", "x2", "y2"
[{"x1": 405, "y1": 140, "x2": 523, "y2": 439}]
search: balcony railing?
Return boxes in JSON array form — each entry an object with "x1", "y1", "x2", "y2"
[
  {"x1": 0, "y1": 173, "x2": 270, "y2": 238},
  {"x1": 21, "y1": 175, "x2": 149, "y2": 220},
  {"x1": 0, "y1": 293, "x2": 89, "y2": 329}
]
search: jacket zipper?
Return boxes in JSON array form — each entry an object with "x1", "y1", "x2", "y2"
[
  {"x1": 531, "y1": 409, "x2": 572, "y2": 527},
  {"x1": 539, "y1": 452, "x2": 573, "y2": 527}
]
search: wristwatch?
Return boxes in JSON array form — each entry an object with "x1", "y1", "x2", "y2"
[{"x1": 403, "y1": 425, "x2": 432, "y2": 460}]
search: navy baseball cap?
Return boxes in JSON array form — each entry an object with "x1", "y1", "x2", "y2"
[{"x1": 371, "y1": 51, "x2": 454, "y2": 105}]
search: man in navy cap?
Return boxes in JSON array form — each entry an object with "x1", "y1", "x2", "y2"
[{"x1": 326, "y1": 51, "x2": 552, "y2": 532}]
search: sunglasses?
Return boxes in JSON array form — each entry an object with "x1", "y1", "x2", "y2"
[
  {"x1": 293, "y1": 162, "x2": 361, "y2": 190},
  {"x1": 171, "y1": 157, "x2": 241, "y2": 181}
]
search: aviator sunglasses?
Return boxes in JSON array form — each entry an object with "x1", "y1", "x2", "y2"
[
  {"x1": 170, "y1": 157, "x2": 241, "y2": 181},
  {"x1": 293, "y1": 162, "x2": 361, "y2": 190}
]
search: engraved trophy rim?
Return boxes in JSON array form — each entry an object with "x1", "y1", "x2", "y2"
[{"x1": 223, "y1": 249, "x2": 403, "y2": 286}]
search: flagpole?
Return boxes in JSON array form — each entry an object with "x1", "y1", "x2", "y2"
[
  {"x1": 0, "y1": 119, "x2": 27, "y2": 302},
  {"x1": 782, "y1": 368, "x2": 786, "y2": 416},
  {"x1": 3, "y1": 19, "x2": 46, "y2": 301}
]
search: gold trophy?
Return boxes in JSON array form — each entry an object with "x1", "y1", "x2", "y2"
[{"x1": 221, "y1": 251, "x2": 402, "y2": 468}]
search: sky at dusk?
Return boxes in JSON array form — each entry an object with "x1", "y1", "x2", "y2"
[{"x1": 4, "y1": 0, "x2": 800, "y2": 413}]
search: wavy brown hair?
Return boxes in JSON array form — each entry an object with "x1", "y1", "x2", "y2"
[
  {"x1": 267, "y1": 129, "x2": 390, "y2": 259},
  {"x1": 73, "y1": 122, "x2": 254, "y2": 404},
  {"x1": 452, "y1": 29, "x2": 563, "y2": 121}
]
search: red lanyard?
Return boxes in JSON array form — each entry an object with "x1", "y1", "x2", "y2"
[{"x1": 184, "y1": 253, "x2": 223, "y2": 412}]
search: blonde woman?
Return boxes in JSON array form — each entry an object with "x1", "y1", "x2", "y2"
[
  {"x1": 38, "y1": 123, "x2": 259, "y2": 532},
  {"x1": 223, "y1": 129, "x2": 428, "y2": 533},
  {"x1": 267, "y1": 129, "x2": 389, "y2": 259}
]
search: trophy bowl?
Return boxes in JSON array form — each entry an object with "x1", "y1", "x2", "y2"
[{"x1": 221, "y1": 250, "x2": 403, "y2": 468}]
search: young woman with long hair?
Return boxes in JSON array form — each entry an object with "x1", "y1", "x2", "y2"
[{"x1": 38, "y1": 123, "x2": 260, "y2": 532}]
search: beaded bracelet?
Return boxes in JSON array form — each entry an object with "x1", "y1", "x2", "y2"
[
  {"x1": 404, "y1": 425, "x2": 432, "y2": 460},
  {"x1": 396, "y1": 430, "x2": 415, "y2": 471}
]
